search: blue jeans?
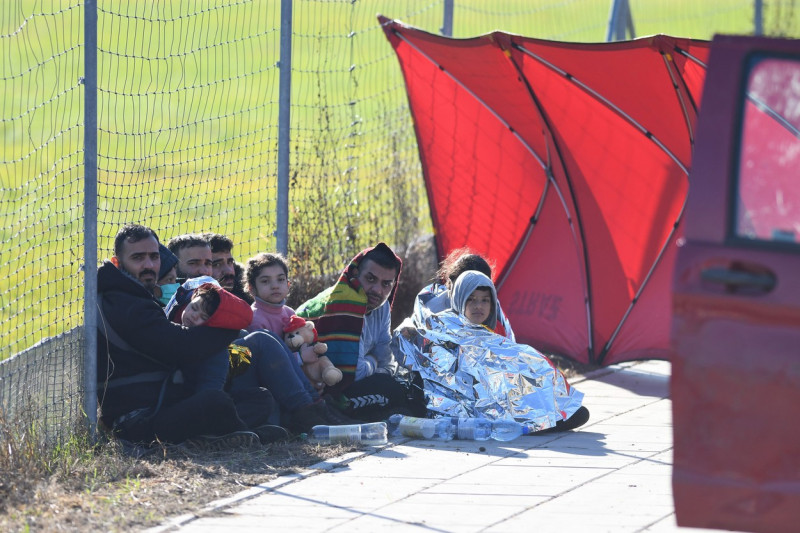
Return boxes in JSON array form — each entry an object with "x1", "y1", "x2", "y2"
[
  {"x1": 229, "y1": 330, "x2": 318, "y2": 413},
  {"x1": 180, "y1": 349, "x2": 229, "y2": 392}
]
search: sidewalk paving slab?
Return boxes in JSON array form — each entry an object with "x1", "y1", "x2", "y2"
[{"x1": 149, "y1": 360, "x2": 728, "y2": 533}]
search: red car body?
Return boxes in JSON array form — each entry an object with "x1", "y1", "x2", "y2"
[{"x1": 671, "y1": 35, "x2": 800, "y2": 532}]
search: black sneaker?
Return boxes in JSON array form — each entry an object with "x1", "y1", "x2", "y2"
[
  {"x1": 318, "y1": 401, "x2": 363, "y2": 426},
  {"x1": 252, "y1": 424, "x2": 290, "y2": 444},
  {"x1": 322, "y1": 393, "x2": 351, "y2": 413},
  {"x1": 558, "y1": 405, "x2": 590, "y2": 431},
  {"x1": 183, "y1": 430, "x2": 260, "y2": 451},
  {"x1": 533, "y1": 406, "x2": 591, "y2": 435},
  {"x1": 288, "y1": 403, "x2": 329, "y2": 434}
]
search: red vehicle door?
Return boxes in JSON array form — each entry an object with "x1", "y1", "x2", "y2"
[{"x1": 671, "y1": 35, "x2": 800, "y2": 532}]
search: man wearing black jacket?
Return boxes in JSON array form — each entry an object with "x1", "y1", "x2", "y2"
[{"x1": 96, "y1": 224, "x2": 274, "y2": 449}]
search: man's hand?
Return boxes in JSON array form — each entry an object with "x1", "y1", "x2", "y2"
[{"x1": 299, "y1": 344, "x2": 317, "y2": 363}]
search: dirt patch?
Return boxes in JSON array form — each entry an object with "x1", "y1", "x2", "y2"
[{"x1": 0, "y1": 439, "x2": 357, "y2": 532}]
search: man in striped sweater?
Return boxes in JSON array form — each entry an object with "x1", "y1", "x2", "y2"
[{"x1": 297, "y1": 243, "x2": 423, "y2": 422}]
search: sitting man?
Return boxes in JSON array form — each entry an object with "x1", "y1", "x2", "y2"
[
  {"x1": 297, "y1": 243, "x2": 425, "y2": 421},
  {"x1": 202, "y1": 232, "x2": 253, "y2": 304},
  {"x1": 96, "y1": 224, "x2": 276, "y2": 450},
  {"x1": 166, "y1": 233, "x2": 213, "y2": 283}
]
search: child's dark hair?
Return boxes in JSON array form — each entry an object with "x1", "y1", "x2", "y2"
[
  {"x1": 245, "y1": 252, "x2": 289, "y2": 293},
  {"x1": 192, "y1": 284, "x2": 221, "y2": 318},
  {"x1": 438, "y1": 247, "x2": 494, "y2": 287}
]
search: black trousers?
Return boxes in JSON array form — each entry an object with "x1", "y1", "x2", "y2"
[
  {"x1": 342, "y1": 373, "x2": 423, "y2": 422},
  {"x1": 115, "y1": 387, "x2": 276, "y2": 444}
]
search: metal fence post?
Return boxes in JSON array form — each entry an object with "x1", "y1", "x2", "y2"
[
  {"x1": 606, "y1": 0, "x2": 635, "y2": 41},
  {"x1": 441, "y1": 0, "x2": 453, "y2": 37},
  {"x1": 754, "y1": 0, "x2": 763, "y2": 35},
  {"x1": 83, "y1": 0, "x2": 98, "y2": 439},
  {"x1": 276, "y1": 0, "x2": 292, "y2": 256}
]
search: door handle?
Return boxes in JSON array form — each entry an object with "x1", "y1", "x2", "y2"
[{"x1": 700, "y1": 267, "x2": 776, "y2": 293}]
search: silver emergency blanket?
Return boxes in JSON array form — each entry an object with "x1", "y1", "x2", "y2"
[{"x1": 393, "y1": 312, "x2": 584, "y2": 431}]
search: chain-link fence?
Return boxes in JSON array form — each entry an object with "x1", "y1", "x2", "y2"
[{"x1": 1, "y1": 0, "x2": 797, "y2": 445}]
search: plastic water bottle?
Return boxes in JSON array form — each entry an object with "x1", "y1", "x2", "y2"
[
  {"x1": 449, "y1": 417, "x2": 532, "y2": 441},
  {"x1": 386, "y1": 415, "x2": 456, "y2": 441},
  {"x1": 309, "y1": 422, "x2": 388, "y2": 446},
  {"x1": 489, "y1": 419, "x2": 531, "y2": 442},
  {"x1": 454, "y1": 418, "x2": 492, "y2": 440}
]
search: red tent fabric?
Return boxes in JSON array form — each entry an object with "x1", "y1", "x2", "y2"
[{"x1": 380, "y1": 17, "x2": 711, "y2": 365}]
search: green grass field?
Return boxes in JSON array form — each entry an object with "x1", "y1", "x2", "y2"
[{"x1": 1, "y1": 0, "x2": 789, "y2": 360}]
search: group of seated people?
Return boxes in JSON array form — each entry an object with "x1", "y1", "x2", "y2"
[{"x1": 97, "y1": 223, "x2": 588, "y2": 452}]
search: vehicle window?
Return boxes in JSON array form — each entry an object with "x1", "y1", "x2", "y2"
[{"x1": 735, "y1": 55, "x2": 800, "y2": 245}]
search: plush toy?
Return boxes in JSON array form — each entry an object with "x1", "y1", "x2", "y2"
[{"x1": 284, "y1": 315, "x2": 343, "y2": 388}]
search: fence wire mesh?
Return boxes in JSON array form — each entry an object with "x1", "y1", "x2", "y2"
[{"x1": 1, "y1": 0, "x2": 798, "y2": 445}]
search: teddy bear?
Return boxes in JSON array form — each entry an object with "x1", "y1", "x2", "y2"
[{"x1": 283, "y1": 315, "x2": 343, "y2": 389}]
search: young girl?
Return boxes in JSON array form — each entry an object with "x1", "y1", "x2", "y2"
[
  {"x1": 420, "y1": 269, "x2": 590, "y2": 433},
  {"x1": 244, "y1": 252, "x2": 294, "y2": 336},
  {"x1": 449, "y1": 270, "x2": 499, "y2": 331},
  {"x1": 413, "y1": 248, "x2": 514, "y2": 340}
]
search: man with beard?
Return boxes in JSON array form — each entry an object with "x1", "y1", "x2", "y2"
[
  {"x1": 166, "y1": 233, "x2": 213, "y2": 282},
  {"x1": 202, "y1": 232, "x2": 253, "y2": 304},
  {"x1": 96, "y1": 224, "x2": 278, "y2": 450},
  {"x1": 297, "y1": 243, "x2": 423, "y2": 422}
]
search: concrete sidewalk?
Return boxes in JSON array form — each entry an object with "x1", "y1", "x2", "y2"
[{"x1": 151, "y1": 360, "x2": 719, "y2": 533}]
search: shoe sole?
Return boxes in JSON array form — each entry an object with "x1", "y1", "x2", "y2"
[
  {"x1": 254, "y1": 425, "x2": 291, "y2": 444},
  {"x1": 184, "y1": 431, "x2": 260, "y2": 452}
]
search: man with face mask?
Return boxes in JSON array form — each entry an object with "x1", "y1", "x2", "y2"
[{"x1": 96, "y1": 224, "x2": 280, "y2": 450}]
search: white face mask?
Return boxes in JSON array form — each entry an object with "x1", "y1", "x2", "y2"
[{"x1": 158, "y1": 283, "x2": 180, "y2": 306}]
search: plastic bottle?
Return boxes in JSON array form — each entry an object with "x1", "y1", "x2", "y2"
[
  {"x1": 450, "y1": 417, "x2": 532, "y2": 441},
  {"x1": 489, "y1": 419, "x2": 532, "y2": 442},
  {"x1": 309, "y1": 422, "x2": 388, "y2": 446},
  {"x1": 386, "y1": 415, "x2": 456, "y2": 441},
  {"x1": 454, "y1": 417, "x2": 492, "y2": 441}
]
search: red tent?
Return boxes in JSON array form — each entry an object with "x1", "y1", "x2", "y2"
[{"x1": 380, "y1": 17, "x2": 711, "y2": 365}]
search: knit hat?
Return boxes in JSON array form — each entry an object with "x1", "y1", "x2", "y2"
[
  {"x1": 200, "y1": 283, "x2": 254, "y2": 330},
  {"x1": 158, "y1": 244, "x2": 179, "y2": 280},
  {"x1": 284, "y1": 315, "x2": 318, "y2": 342}
]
